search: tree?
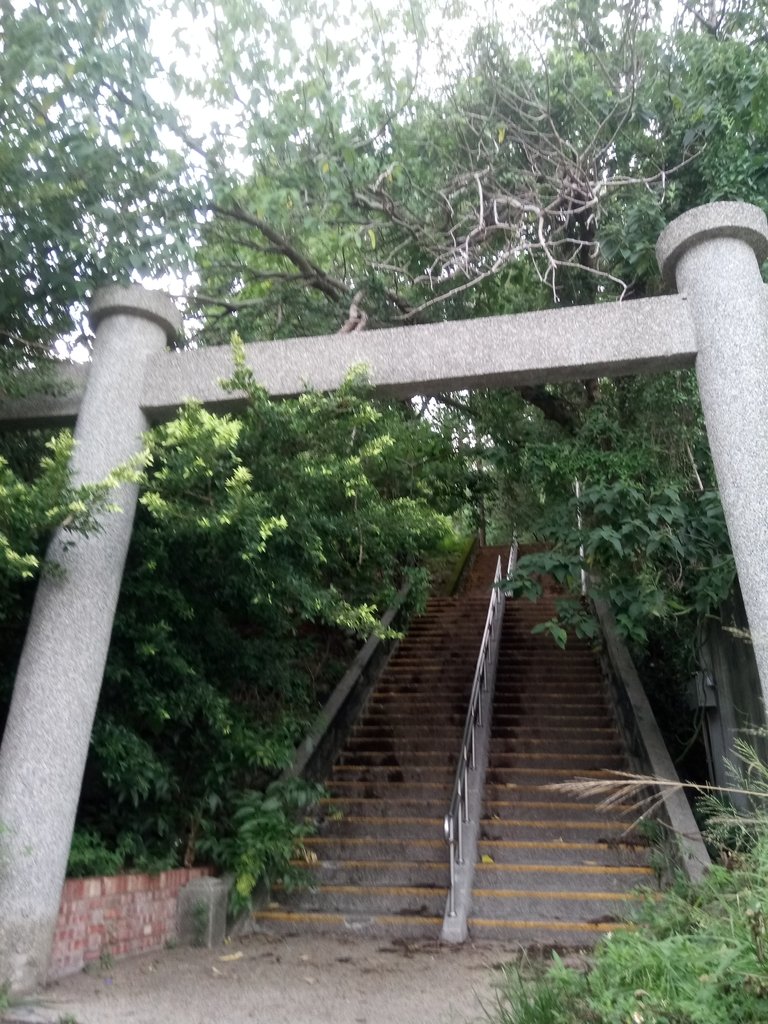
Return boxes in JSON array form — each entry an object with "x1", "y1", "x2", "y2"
[
  {"x1": 0, "y1": 0, "x2": 200, "y2": 393},
  {"x1": 0, "y1": 0, "x2": 204, "y2": 637},
  {"x1": 182, "y1": 0, "x2": 768, "y2": 332}
]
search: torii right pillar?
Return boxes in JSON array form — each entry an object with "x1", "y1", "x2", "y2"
[{"x1": 657, "y1": 202, "x2": 768, "y2": 711}]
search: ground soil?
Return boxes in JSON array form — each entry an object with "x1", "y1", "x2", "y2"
[{"x1": 5, "y1": 934, "x2": 526, "y2": 1024}]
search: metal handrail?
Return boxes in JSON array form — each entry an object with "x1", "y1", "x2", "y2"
[{"x1": 443, "y1": 542, "x2": 518, "y2": 917}]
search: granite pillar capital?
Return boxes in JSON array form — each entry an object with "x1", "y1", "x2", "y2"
[
  {"x1": 88, "y1": 283, "x2": 182, "y2": 339},
  {"x1": 657, "y1": 201, "x2": 768, "y2": 288}
]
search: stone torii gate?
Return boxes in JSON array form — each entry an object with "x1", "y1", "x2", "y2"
[{"x1": 1, "y1": 202, "x2": 767, "y2": 991}]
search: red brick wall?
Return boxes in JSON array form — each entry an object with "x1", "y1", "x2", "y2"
[{"x1": 49, "y1": 867, "x2": 213, "y2": 980}]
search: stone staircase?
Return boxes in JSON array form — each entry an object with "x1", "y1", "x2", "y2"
[
  {"x1": 470, "y1": 583, "x2": 654, "y2": 943},
  {"x1": 252, "y1": 547, "x2": 505, "y2": 938},
  {"x1": 252, "y1": 547, "x2": 655, "y2": 944}
]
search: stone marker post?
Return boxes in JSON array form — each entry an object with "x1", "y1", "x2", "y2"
[
  {"x1": 0, "y1": 286, "x2": 181, "y2": 994},
  {"x1": 657, "y1": 202, "x2": 768, "y2": 712}
]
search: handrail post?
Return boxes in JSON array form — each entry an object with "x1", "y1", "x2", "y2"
[
  {"x1": 574, "y1": 479, "x2": 587, "y2": 597},
  {"x1": 442, "y1": 546, "x2": 516, "y2": 943},
  {"x1": 444, "y1": 814, "x2": 457, "y2": 916},
  {"x1": 457, "y1": 804, "x2": 465, "y2": 863}
]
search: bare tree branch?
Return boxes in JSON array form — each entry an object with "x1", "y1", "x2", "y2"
[{"x1": 211, "y1": 203, "x2": 349, "y2": 305}]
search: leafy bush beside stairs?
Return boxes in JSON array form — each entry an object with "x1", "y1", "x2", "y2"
[{"x1": 491, "y1": 839, "x2": 768, "y2": 1024}]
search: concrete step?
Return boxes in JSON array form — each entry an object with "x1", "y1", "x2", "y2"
[
  {"x1": 291, "y1": 860, "x2": 450, "y2": 888},
  {"x1": 376, "y1": 674, "x2": 472, "y2": 684},
  {"x1": 353, "y1": 726, "x2": 465, "y2": 739},
  {"x1": 497, "y1": 652, "x2": 599, "y2": 661},
  {"x1": 474, "y1": 862, "x2": 654, "y2": 893},
  {"x1": 304, "y1": 836, "x2": 445, "y2": 861},
  {"x1": 370, "y1": 689, "x2": 470, "y2": 700},
  {"x1": 467, "y1": 918, "x2": 626, "y2": 946},
  {"x1": 336, "y1": 751, "x2": 457, "y2": 768},
  {"x1": 330, "y1": 766, "x2": 453, "y2": 784},
  {"x1": 470, "y1": 889, "x2": 642, "y2": 922},
  {"x1": 363, "y1": 710, "x2": 466, "y2": 724},
  {"x1": 395, "y1": 642, "x2": 483, "y2": 650},
  {"x1": 491, "y1": 714, "x2": 612, "y2": 728},
  {"x1": 344, "y1": 737, "x2": 464, "y2": 754},
  {"x1": 250, "y1": 909, "x2": 442, "y2": 941},
  {"x1": 320, "y1": 815, "x2": 442, "y2": 840},
  {"x1": 483, "y1": 782, "x2": 618, "y2": 803},
  {"x1": 366, "y1": 698, "x2": 470, "y2": 711},
  {"x1": 497, "y1": 656, "x2": 599, "y2": 665},
  {"x1": 319, "y1": 797, "x2": 447, "y2": 818},
  {"x1": 486, "y1": 751, "x2": 624, "y2": 769},
  {"x1": 483, "y1": 799, "x2": 635, "y2": 822},
  {"x1": 384, "y1": 662, "x2": 480, "y2": 671},
  {"x1": 477, "y1": 839, "x2": 651, "y2": 868},
  {"x1": 493, "y1": 695, "x2": 606, "y2": 707},
  {"x1": 488, "y1": 723, "x2": 615, "y2": 736},
  {"x1": 491, "y1": 706, "x2": 610, "y2": 719},
  {"x1": 494, "y1": 677, "x2": 604, "y2": 689},
  {"x1": 373, "y1": 670, "x2": 473, "y2": 680},
  {"x1": 272, "y1": 884, "x2": 446, "y2": 916},
  {"x1": 485, "y1": 766, "x2": 620, "y2": 786},
  {"x1": 479, "y1": 818, "x2": 635, "y2": 843},
  {"x1": 488, "y1": 737, "x2": 620, "y2": 756},
  {"x1": 327, "y1": 781, "x2": 452, "y2": 800}
]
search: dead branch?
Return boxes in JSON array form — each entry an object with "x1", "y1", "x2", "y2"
[{"x1": 338, "y1": 290, "x2": 368, "y2": 333}]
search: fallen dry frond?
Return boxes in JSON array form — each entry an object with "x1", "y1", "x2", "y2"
[{"x1": 546, "y1": 770, "x2": 767, "y2": 817}]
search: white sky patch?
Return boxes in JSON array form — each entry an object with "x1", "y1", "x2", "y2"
[
  {"x1": 146, "y1": 0, "x2": 543, "y2": 150},
  {"x1": 145, "y1": 0, "x2": 681, "y2": 155}
]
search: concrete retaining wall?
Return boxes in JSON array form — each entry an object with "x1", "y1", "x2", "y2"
[{"x1": 49, "y1": 867, "x2": 213, "y2": 980}]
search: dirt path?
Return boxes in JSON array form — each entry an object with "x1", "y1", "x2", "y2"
[{"x1": 8, "y1": 934, "x2": 514, "y2": 1024}]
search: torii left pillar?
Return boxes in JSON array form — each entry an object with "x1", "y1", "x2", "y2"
[{"x1": 0, "y1": 286, "x2": 181, "y2": 993}]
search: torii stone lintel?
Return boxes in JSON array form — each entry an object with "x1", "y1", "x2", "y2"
[{"x1": 0, "y1": 292, "x2": 699, "y2": 429}]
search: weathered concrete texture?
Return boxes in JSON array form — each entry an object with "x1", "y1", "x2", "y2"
[
  {"x1": 657, "y1": 202, "x2": 768, "y2": 714},
  {"x1": 657, "y1": 201, "x2": 768, "y2": 289},
  {"x1": 0, "y1": 286, "x2": 181, "y2": 995},
  {"x1": 0, "y1": 362, "x2": 88, "y2": 429},
  {"x1": 176, "y1": 877, "x2": 228, "y2": 949}
]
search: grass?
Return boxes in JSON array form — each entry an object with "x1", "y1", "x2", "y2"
[
  {"x1": 490, "y1": 847, "x2": 768, "y2": 1023},
  {"x1": 487, "y1": 746, "x2": 768, "y2": 1024}
]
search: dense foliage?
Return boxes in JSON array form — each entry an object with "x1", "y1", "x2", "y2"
[
  {"x1": 63, "y1": 361, "x2": 468, "y2": 877},
  {"x1": 0, "y1": 0, "x2": 198, "y2": 392},
  {"x1": 501, "y1": 371, "x2": 732, "y2": 643}
]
